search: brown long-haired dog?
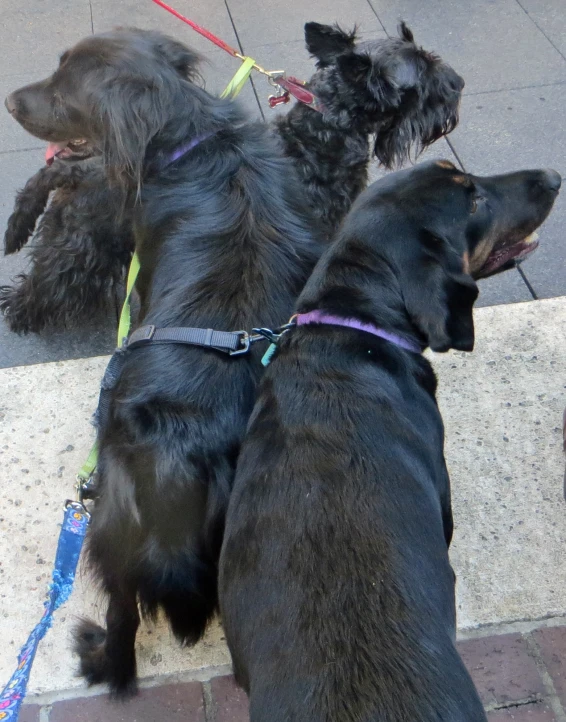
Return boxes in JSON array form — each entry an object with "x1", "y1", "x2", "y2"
[{"x1": 6, "y1": 28, "x2": 322, "y2": 697}]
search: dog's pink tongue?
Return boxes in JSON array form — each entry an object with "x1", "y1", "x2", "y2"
[{"x1": 45, "y1": 141, "x2": 68, "y2": 165}]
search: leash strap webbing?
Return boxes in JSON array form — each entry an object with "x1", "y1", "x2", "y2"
[
  {"x1": 0, "y1": 504, "x2": 89, "y2": 720},
  {"x1": 127, "y1": 325, "x2": 244, "y2": 352},
  {"x1": 220, "y1": 57, "x2": 255, "y2": 99}
]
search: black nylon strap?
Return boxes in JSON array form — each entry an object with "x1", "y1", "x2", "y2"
[
  {"x1": 126, "y1": 325, "x2": 246, "y2": 354},
  {"x1": 94, "y1": 349, "x2": 128, "y2": 430}
]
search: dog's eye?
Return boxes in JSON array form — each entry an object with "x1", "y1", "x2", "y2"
[{"x1": 470, "y1": 196, "x2": 485, "y2": 214}]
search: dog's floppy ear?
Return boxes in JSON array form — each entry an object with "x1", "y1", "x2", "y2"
[
  {"x1": 304, "y1": 22, "x2": 357, "y2": 66},
  {"x1": 95, "y1": 79, "x2": 168, "y2": 192},
  {"x1": 150, "y1": 34, "x2": 203, "y2": 81},
  {"x1": 401, "y1": 230, "x2": 478, "y2": 352},
  {"x1": 92, "y1": 31, "x2": 203, "y2": 192}
]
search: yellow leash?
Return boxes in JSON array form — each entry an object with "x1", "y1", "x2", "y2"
[{"x1": 76, "y1": 60, "x2": 255, "y2": 495}]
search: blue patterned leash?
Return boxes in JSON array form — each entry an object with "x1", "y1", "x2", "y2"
[{"x1": 0, "y1": 500, "x2": 89, "y2": 720}]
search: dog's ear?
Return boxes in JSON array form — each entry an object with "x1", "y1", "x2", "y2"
[
  {"x1": 151, "y1": 34, "x2": 202, "y2": 81},
  {"x1": 304, "y1": 22, "x2": 357, "y2": 65},
  {"x1": 95, "y1": 78, "x2": 174, "y2": 192},
  {"x1": 401, "y1": 230, "x2": 478, "y2": 352},
  {"x1": 398, "y1": 21, "x2": 415, "y2": 44},
  {"x1": 336, "y1": 52, "x2": 397, "y2": 106}
]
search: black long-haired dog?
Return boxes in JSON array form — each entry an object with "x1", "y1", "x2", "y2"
[
  {"x1": 1, "y1": 22, "x2": 463, "y2": 333},
  {"x1": 5, "y1": 28, "x2": 322, "y2": 696},
  {"x1": 219, "y1": 160, "x2": 561, "y2": 721},
  {"x1": 1, "y1": 152, "x2": 134, "y2": 332}
]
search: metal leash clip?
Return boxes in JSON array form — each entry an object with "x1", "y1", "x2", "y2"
[
  {"x1": 267, "y1": 70, "x2": 291, "y2": 108},
  {"x1": 65, "y1": 471, "x2": 95, "y2": 518},
  {"x1": 252, "y1": 316, "x2": 298, "y2": 366}
]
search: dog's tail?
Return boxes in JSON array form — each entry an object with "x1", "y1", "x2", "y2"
[{"x1": 73, "y1": 618, "x2": 109, "y2": 686}]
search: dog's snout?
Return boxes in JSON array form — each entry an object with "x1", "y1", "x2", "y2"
[
  {"x1": 453, "y1": 72, "x2": 465, "y2": 93},
  {"x1": 5, "y1": 93, "x2": 17, "y2": 115},
  {"x1": 541, "y1": 169, "x2": 562, "y2": 193}
]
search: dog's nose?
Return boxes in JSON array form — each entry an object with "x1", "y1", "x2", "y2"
[
  {"x1": 5, "y1": 94, "x2": 17, "y2": 115},
  {"x1": 542, "y1": 169, "x2": 562, "y2": 192},
  {"x1": 454, "y1": 73, "x2": 465, "y2": 92}
]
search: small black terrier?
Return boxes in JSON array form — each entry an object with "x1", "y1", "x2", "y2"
[
  {"x1": 5, "y1": 28, "x2": 322, "y2": 696},
  {"x1": 219, "y1": 161, "x2": 560, "y2": 721},
  {"x1": 1, "y1": 22, "x2": 463, "y2": 333},
  {"x1": 277, "y1": 22, "x2": 463, "y2": 236}
]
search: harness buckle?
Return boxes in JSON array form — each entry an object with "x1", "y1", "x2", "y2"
[
  {"x1": 229, "y1": 330, "x2": 251, "y2": 356},
  {"x1": 136, "y1": 325, "x2": 156, "y2": 342}
]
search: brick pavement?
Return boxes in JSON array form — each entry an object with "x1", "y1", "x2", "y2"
[{"x1": 19, "y1": 623, "x2": 566, "y2": 721}]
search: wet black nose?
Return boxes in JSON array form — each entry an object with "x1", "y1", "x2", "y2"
[
  {"x1": 542, "y1": 169, "x2": 562, "y2": 192},
  {"x1": 5, "y1": 93, "x2": 16, "y2": 114}
]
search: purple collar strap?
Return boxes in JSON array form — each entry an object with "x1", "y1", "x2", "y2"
[
  {"x1": 166, "y1": 132, "x2": 215, "y2": 166},
  {"x1": 296, "y1": 310, "x2": 422, "y2": 354}
]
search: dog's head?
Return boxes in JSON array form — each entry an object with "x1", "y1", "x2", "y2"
[
  {"x1": 304, "y1": 22, "x2": 464, "y2": 168},
  {"x1": 5, "y1": 28, "x2": 203, "y2": 188},
  {"x1": 303, "y1": 160, "x2": 560, "y2": 353}
]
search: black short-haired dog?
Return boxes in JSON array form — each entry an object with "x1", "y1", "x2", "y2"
[
  {"x1": 219, "y1": 160, "x2": 561, "y2": 722},
  {"x1": 1, "y1": 22, "x2": 463, "y2": 334},
  {"x1": 5, "y1": 27, "x2": 322, "y2": 697}
]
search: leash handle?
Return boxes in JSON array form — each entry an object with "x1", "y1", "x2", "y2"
[{"x1": 0, "y1": 504, "x2": 89, "y2": 721}]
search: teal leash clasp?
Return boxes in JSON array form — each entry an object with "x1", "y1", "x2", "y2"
[{"x1": 252, "y1": 317, "x2": 297, "y2": 367}]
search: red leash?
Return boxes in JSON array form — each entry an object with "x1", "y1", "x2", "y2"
[
  {"x1": 150, "y1": 0, "x2": 322, "y2": 111},
  {"x1": 152, "y1": 0, "x2": 246, "y2": 58}
]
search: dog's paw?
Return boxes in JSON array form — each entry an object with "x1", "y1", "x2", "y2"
[
  {"x1": 0, "y1": 285, "x2": 35, "y2": 334},
  {"x1": 73, "y1": 618, "x2": 138, "y2": 699}
]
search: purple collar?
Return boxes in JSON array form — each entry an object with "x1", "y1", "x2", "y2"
[
  {"x1": 296, "y1": 310, "x2": 422, "y2": 354},
  {"x1": 166, "y1": 132, "x2": 215, "y2": 166}
]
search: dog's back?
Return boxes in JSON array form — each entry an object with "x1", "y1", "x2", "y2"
[
  {"x1": 80, "y1": 115, "x2": 323, "y2": 693},
  {"x1": 220, "y1": 331, "x2": 483, "y2": 721}
]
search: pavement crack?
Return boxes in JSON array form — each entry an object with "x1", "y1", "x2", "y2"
[{"x1": 513, "y1": 0, "x2": 566, "y2": 63}]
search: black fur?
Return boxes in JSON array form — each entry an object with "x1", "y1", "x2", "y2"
[
  {"x1": 6, "y1": 28, "x2": 322, "y2": 697},
  {"x1": 2, "y1": 22, "x2": 463, "y2": 332},
  {"x1": 0, "y1": 156, "x2": 133, "y2": 333},
  {"x1": 218, "y1": 161, "x2": 560, "y2": 722},
  {"x1": 277, "y1": 22, "x2": 464, "y2": 235}
]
